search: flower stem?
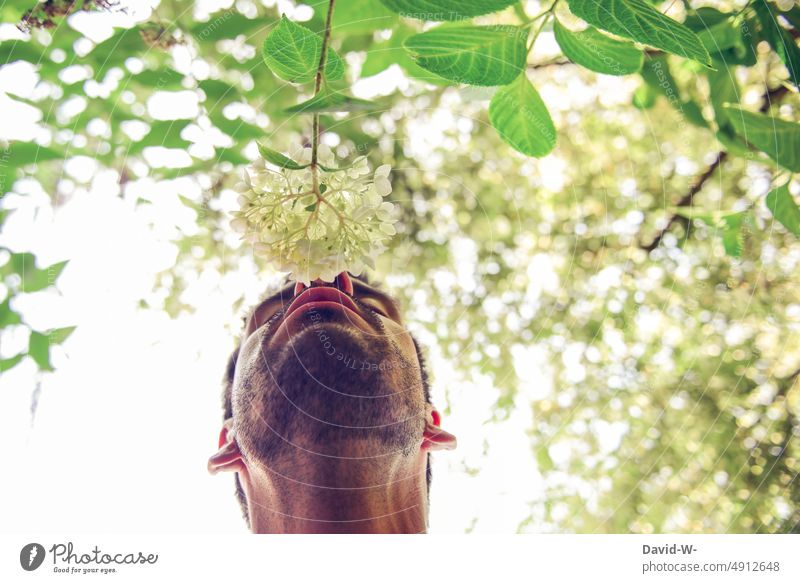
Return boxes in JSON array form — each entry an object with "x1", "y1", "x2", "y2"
[{"x1": 311, "y1": 0, "x2": 336, "y2": 193}]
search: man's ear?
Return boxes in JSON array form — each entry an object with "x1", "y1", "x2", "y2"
[
  {"x1": 422, "y1": 405, "x2": 457, "y2": 451},
  {"x1": 208, "y1": 418, "x2": 246, "y2": 475}
]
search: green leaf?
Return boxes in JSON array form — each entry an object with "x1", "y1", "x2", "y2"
[
  {"x1": 0, "y1": 142, "x2": 64, "y2": 194},
  {"x1": 362, "y1": 24, "x2": 453, "y2": 84},
  {"x1": 86, "y1": 28, "x2": 147, "y2": 78},
  {"x1": 692, "y1": 13, "x2": 758, "y2": 66},
  {"x1": 554, "y1": 19, "x2": 643, "y2": 75},
  {"x1": 0, "y1": 1, "x2": 27, "y2": 24},
  {"x1": 700, "y1": 23, "x2": 743, "y2": 56},
  {"x1": 2, "y1": 253, "x2": 68, "y2": 293},
  {"x1": 378, "y1": 0, "x2": 518, "y2": 20},
  {"x1": 362, "y1": 39, "x2": 400, "y2": 77},
  {"x1": 721, "y1": 219, "x2": 745, "y2": 257},
  {"x1": 708, "y1": 23, "x2": 757, "y2": 66},
  {"x1": 673, "y1": 207, "x2": 743, "y2": 223},
  {"x1": 723, "y1": 105, "x2": 800, "y2": 172},
  {"x1": 489, "y1": 73, "x2": 556, "y2": 157},
  {"x1": 714, "y1": 129, "x2": 754, "y2": 159},
  {"x1": 707, "y1": 63, "x2": 739, "y2": 135},
  {"x1": 28, "y1": 331, "x2": 53, "y2": 371},
  {"x1": 2, "y1": 142, "x2": 63, "y2": 167},
  {"x1": 404, "y1": 25, "x2": 526, "y2": 86},
  {"x1": 632, "y1": 83, "x2": 657, "y2": 109},
  {"x1": 198, "y1": 79, "x2": 241, "y2": 104},
  {"x1": 683, "y1": 7, "x2": 759, "y2": 67},
  {"x1": 361, "y1": 25, "x2": 418, "y2": 77},
  {"x1": 0, "y1": 40, "x2": 44, "y2": 64},
  {"x1": 19, "y1": 326, "x2": 76, "y2": 372},
  {"x1": 566, "y1": 0, "x2": 712, "y2": 66},
  {"x1": 684, "y1": 7, "x2": 730, "y2": 30},
  {"x1": 753, "y1": 0, "x2": 800, "y2": 89},
  {"x1": 766, "y1": 183, "x2": 800, "y2": 237},
  {"x1": 285, "y1": 89, "x2": 376, "y2": 114},
  {"x1": 537, "y1": 447, "x2": 555, "y2": 472},
  {"x1": 216, "y1": 148, "x2": 249, "y2": 166},
  {"x1": 257, "y1": 144, "x2": 309, "y2": 170},
  {"x1": 0, "y1": 297, "x2": 22, "y2": 327},
  {"x1": 674, "y1": 207, "x2": 747, "y2": 257},
  {"x1": 132, "y1": 68, "x2": 185, "y2": 90},
  {"x1": 639, "y1": 56, "x2": 707, "y2": 128},
  {"x1": 178, "y1": 194, "x2": 204, "y2": 213},
  {"x1": 209, "y1": 112, "x2": 264, "y2": 140},
  {"x1": 332, "y1": 0, "x2": 397, "y2": 33},
  {"x1": 262, "y1": 15, "x2": 345, "y2": 83},
  {"x1": 0, "y1": 353, "x2": 24, "y2": 373},
  {"x1": 784, "y1": 6, "x2": 800, "y2": 31},
  {"x1": 48, "y1": 326, "x2": 76, "y2": 345},
  {"x1": 681, "y1": 100, "x2": 707, "y2": 128}
]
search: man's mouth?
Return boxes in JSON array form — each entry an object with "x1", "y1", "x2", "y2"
[{"x1": 274, "y1": 287, "x2": 374, "y2": 337}]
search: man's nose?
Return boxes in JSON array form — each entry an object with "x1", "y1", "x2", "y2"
[{"x1": 293, "y1": 272, "x2": 354, "y2": 296}]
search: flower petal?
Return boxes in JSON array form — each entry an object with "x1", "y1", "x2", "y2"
[
  {"x1": 231, "y1": 217, "x2": 249, "y2": 233},
  {"x1": 374, "y1": 177, "x2": 392, "y2": 196}
]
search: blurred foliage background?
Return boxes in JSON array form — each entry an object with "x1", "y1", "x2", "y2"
[{"x1": 0, "y1": 0, "x2": 799, "y2": 533}]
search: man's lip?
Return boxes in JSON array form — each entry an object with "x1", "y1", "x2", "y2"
[
  {"x1": 275, "y1": 287, "x2": 372, "y2": 335},
  {"x1": 284, "y1": 287, "x2": 361, "y2": 320}
]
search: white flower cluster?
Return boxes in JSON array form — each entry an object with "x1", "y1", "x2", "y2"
[{"x1": 230, "y1": 146, "x2": 398, "y2": 285}]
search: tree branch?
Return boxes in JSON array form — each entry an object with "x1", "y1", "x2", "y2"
[
  {"x1": 641, "y1": 82, "x2": 793, "y2": 252},
  {"x1": 311, "y1": 0, "x2": 336, "y2": 190},
  {"x1": 642, "y1": 151, "x2": 728, "y2": 252}
]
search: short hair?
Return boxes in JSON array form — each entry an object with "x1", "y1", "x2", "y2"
[{"x1": 220, "y1": 277, "x2": 432, "y2": 527}]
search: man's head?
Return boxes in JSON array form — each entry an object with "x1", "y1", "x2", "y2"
[{"x1": 209, "y1": 272, "x2": 456, "y2": 532}]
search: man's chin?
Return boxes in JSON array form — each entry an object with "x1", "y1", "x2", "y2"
[
  {"x1": 236, "y1": 310, "x2": 426, "y2": 460},
  {"x1": 278, "y1": 318, "x2": 367, "y2": 358},
  {"x1": 271, "y1": 319, "x2": 389, "y2": 394},
  {"x1": 270, "y1": 303, "x2": 376, "y2": 347}
]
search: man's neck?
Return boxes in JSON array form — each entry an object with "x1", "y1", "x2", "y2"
[{"x1": 246, "y1": 453, "x2": 428, "y2": 534}]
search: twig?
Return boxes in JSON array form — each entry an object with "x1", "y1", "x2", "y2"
[
  {"x1": 526, "y1": 0, "x2": 559, "y2": 53},
  {"x1": 311, "y1": 0, "x2": 336, "y2": 193},
  {"x1": 641, "y1": 82, "x2": 793, "y2": 252},
  {"x1": 642, "y1": 151, "x2": 728, "y2": 252}
]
